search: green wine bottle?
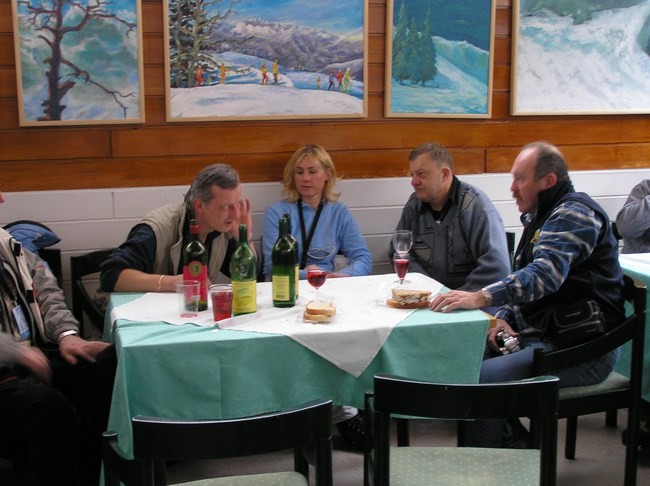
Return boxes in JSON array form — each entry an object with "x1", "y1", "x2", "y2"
[
  {"x1": 183, "y1": 219, "x2": 208, "y2": 311},
  {"x1": 230, "y1": 224, "x2": 257, "y2": 316},
  {"x1": 272, "y1": 215, "x2": 297, "y2": 307}
]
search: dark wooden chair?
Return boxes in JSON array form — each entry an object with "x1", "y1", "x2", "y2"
[
  {"x1": 364, "y1": 374, "x2": 559, "y2": 486},
  {"x1": 532, "y1": 274, "x2": 646, "y2": 486},
  {"x1": 70, "y1": 248, "x2": 115, "y2": 333},
  {"x1": 103, "y1": 398, "x2": 333, "y2": 486}
]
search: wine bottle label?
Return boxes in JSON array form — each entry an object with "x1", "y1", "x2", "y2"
[
  {"x1": 232, "y1": 280, "x2": 257, "y2": 315},
  {"x1": 272, "y1": 275, "x2": 291, "y2": 301},
  {"x1": 295, "y1": 265, "x2": 300, "y2": 297}
]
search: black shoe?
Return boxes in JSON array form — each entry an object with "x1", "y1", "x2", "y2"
[
  {"x1": 622, "y1": 401, "x2": 650, "y2": 447},
  {"x1": 502, "y1": 418, "x2": 529, "y2": 449},
  {"x1": 336, "y1": 413, "x2": 366, "y2": 449}
]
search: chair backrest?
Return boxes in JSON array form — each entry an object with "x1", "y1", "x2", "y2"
[
  {"x1": 39, "y1": 248, "x2": 63, "y2": 288},
  {"x1": 506, "y1": 231, "x2": 516, "y2": 269},
  {"x1": 103, "y1": 398, "x2": 333, "y2": 486},
  {"x1": 370, "y1": 374, "x2": 559, "y2": 486},
  {"x1": 533, "y1": 274, "x2": 646, "y2": 374},
  {"x1": 70, "y1": 248, "x2": 115, "y2": 332}
]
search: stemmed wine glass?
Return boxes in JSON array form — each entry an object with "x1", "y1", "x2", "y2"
[
  {"x1": 391, "y1": 230, "x2": 413, "y2": 286},
  {"x1": 393, "y1": 253, "x2": 410, "y2": 286},
  {"x1": 392, "y1": 230, "x2": 413, "y2": 256},
  {"x1": 306, "y1": 267, "x2": 327, "y2": 301}
]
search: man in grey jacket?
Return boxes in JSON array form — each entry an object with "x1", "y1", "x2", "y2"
[
  {"x1": 0, "y1": 191, "x2": 115, "y2": 486},
  {"x1": 391, "y1": 142, "x2": 511, "y2": 291}
]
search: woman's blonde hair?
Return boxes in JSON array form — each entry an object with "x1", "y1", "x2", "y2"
[{"x1": 281, "y1": 144, "x2": 340, "y2": 203}]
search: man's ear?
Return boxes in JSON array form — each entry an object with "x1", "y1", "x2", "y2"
[
  {"x1": 544, "y1": 172, "x2": 558, "y2": 189},
  {"x1": 192, "y1": 198, "x2": 202, "y2": 217}
]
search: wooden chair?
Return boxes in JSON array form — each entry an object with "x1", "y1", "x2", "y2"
[
  {"x1": 70, "y1": 248, "x2": 114, "y2": 333},
  {"x1": 364, "y1": 374, "x2": 559, "y2": 486},
  {"x1": 103, "y1": 398, "x2": 333, "y2": 486},
  {"x1": 532, "y1": 274, "x2": 646, "y2": 486}
]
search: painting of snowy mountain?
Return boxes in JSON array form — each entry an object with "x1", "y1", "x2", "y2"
[
  {"x1": 385, "y1": 0, "x2": 495, "y2": 118},
  {"x1": 163, "y1": 0, "x2": 367, "y2": 121},
  {"x1": 512, "y1": 0, "x2": 650, "y2": 114}
]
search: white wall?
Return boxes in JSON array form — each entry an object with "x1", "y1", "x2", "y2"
[{"x1": 2, "y1": 168, "x2": 649, "y2": 294}]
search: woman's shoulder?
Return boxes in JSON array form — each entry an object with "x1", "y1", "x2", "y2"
[{"x1": 265, "y1": 200, "x2": 295, "y2": 214}]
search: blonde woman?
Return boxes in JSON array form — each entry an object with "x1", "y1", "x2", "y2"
[{"x1": 262, "y1": 144, "x2": 371, "y2": 280}]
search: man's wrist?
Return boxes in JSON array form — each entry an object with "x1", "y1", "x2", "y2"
[{"x1": 57, "y1": 330, "x2": 79, "y2": 343}]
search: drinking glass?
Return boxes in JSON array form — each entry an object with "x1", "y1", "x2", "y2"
[
  {"x1": 393, "y1": 253, "x2": 410, "y2": 286},
  {"x1": 392, "y1": 229, "x2": 413, "y2": 257},
  {"x1": 306, "y1": 267, "x2": 327, "y2": 301}
]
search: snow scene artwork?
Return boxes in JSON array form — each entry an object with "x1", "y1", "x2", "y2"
[
  {"x1": 163, "y1": 0, "x2": 367, "y2": 121},
  {"x1": 385, "y1": 0, "x2": 495, "y2": 118},
  {"x1": 11, "y1": 0, "x2": 145, "y2": 126},
  {"x1": 512, "y1": 0, "x2": 650, "y2": 115}
]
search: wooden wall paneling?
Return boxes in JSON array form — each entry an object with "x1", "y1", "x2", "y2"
[
  {"x1": 0, "y1": 68, "x2": 16, "y2": 99},
  {"x1": 0, "y1": 129, "x2": 111, "y2": 161}
]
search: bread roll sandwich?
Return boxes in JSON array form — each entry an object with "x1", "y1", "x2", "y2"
[
  {"x1": 386, "y1": 289, "x2": 431, "y2": 309},
  {"x1": 303, "y1": 300, "x2": 336, "y2": 324}
]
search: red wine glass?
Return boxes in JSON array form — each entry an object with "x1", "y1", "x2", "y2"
[
  {"x1": 393, "y1": 253, "x2": 410, "y2": 286},
  {"x1": 307, "y1": 267, "x2": 327, "y2": 301}
]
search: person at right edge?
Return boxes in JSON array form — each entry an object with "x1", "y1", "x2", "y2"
[
  {"x1": 430, "y1": 141, "x2": 625, "y2": 447},
  {"x1": 616, "y1": 179, "x2": 650, "y2": 447}
]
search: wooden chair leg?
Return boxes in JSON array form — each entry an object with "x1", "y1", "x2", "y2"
[
  {"x1": 605, "y1": 409, "x2": 618, "y2": 427},
  {"x1": 396, "y1": 418, "x2": 409, "y2": 447},
  {"x1": 565, "y1": 417, "x2": 578, "y2": 459}
]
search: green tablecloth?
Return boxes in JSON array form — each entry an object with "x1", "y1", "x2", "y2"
[
  {"x1": 105, "y1": 285, "x2": 490, "y2": 457},
  {"x1": 616, "y1": 253, "x2": 650, "y2": 401}
]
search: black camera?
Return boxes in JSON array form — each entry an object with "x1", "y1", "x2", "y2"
[{"x1": 496, "y1": 328, "x2": 521, "y2": 355}]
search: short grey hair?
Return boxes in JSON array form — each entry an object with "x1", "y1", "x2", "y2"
[
  {"x1": 184, "y1": 164, "x2": 240, "y2": 211},
  {"x1": 523, "y1": 141, "x2": 570, "y2": 182},
  {"x1": 408, "y1": 142, "x2": 454, "y2": 170}
]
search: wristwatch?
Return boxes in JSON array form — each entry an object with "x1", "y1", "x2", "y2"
[
  {"x1": 481, "y1": 288, "x2": 493, "y2": 307},
  {"x1": 57, "y1": 330, "x2": 79, "y2": 343}
]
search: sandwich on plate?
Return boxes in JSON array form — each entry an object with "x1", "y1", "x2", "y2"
[
  {"x1": 303, "y1": 300, "x2": 336, "y2": 323},
  {"x1": 386, "y1": 288, "x2": 431, "y2": 309}
]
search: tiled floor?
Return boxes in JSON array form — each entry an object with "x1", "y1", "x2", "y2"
[{"x1": 164, "y1": 411, "x2": 650, "y2": 485}]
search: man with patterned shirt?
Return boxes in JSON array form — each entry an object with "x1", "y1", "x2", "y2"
[{"x1": 430, "y1": 141, "x2": 625, "y2": 446}]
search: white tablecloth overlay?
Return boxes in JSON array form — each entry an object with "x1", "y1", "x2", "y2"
[{"x1": 111, "y1": 273, "x2": 444, "y2": 377}]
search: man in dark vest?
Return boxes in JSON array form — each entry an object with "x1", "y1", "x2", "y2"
[{"x1": 429, "y1": 141, "x2": 625, "y2": 446}]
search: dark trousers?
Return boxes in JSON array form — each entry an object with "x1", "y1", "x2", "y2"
[{"x1": 0, "y1": 345, "x2": 116, "y2": 486}]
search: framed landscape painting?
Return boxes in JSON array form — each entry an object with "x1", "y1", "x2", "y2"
[
  {"x1": 163, "y1": 0, "x2": 368, "y2": 122},
  {"x1": 512, "y1": 0, "x2": 650, "y2": 115},
  {"x1": 11, "y1": 0, "x2": 145, "y2": 126},
  {"x1": 385, "y1": 0, "x2": 495, "y2": 118}
]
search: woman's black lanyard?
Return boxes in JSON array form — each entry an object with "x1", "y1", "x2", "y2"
[{"x1": 297, "y1": 199, "x2": 325, "y2": 269}]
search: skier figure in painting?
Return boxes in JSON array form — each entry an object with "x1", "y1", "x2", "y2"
[
  {"x1": 336, "y1": 69, "x2": 344, "y2": 91},
  {"x1": 195, "y1": 65, "x2": 204, "y2": 87},
  {"x1": 272, "y1": 59, "x2": 279, "y2": 85},
  {"x1": 316, "y1": 76, "x2": 321, "y2": 90},
  {"x1": 327, "y1": 69, "x2": 336, "y2": 91},
  {"x1": 342, "y1": 68, "x2": 351, "y2": 94},
  {"x1": 261, "y1": 63, "x2": 269, "y2": 85},
  {"x1": 219, "y1": 63, "x2": 228, "y2": 84}
]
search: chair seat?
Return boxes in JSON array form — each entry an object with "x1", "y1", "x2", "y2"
[
  {"x1": 559, "y1": 372, "x2": 630, "y2": 401},
  {"x1": 173, "y1": 471, "x2": 308, "y2": 486},
  {"x1": 390, "y1": 446, "x2": 540, "y2": 486}
]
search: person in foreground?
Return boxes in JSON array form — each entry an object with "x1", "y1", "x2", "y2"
[
  {"x1": 0, "y1": 191, "x2": 116, "y2": 485},
  {"x1": 262, "y1": 144, "x2": 372, "y2": 448},
  {"x1": 430, "y1": 141, "x2": 625, "y2": 447},
  {"x1": 391, "y1": 142, "x2": 511, "y2": 291},
  {"x1": 101, "y1": 163, "x2": 256, "y2": 293},
  {"x1": 616, "y1": 179, "x2": 650, "y2": 446}
]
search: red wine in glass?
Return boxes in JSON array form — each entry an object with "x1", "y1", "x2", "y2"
[
  {"x1": 393, "y1": 254, "x2": 410, "y2": 285},
  {"x1": 307, "y1": 268, "x2": 327, "y2": 300}
]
